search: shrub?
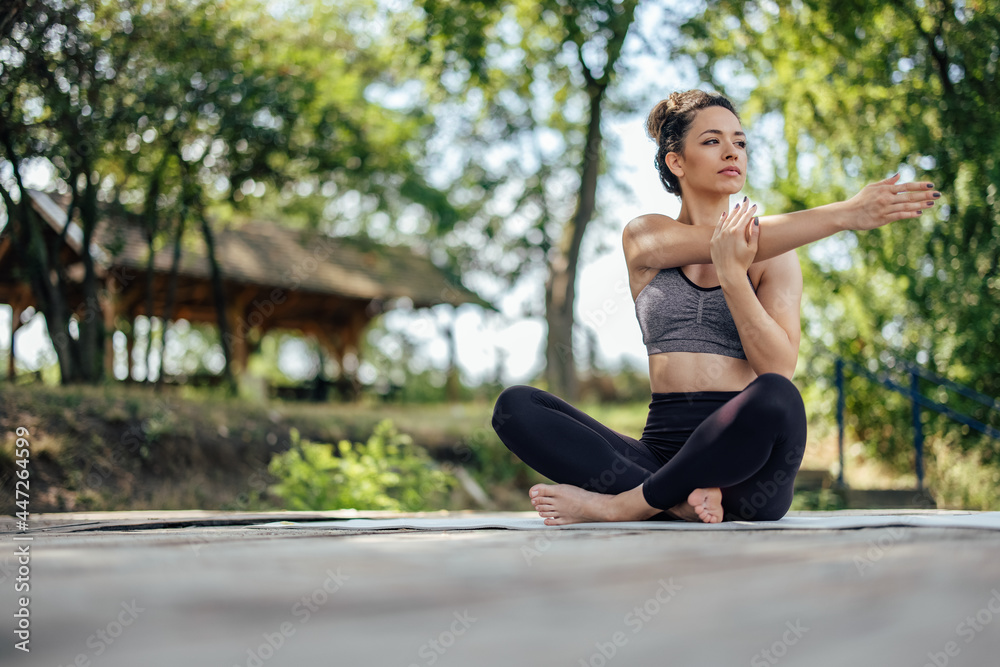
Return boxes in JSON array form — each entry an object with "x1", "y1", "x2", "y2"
[{"x1": 267, "y1": 419, "x2": 457, "y2": 511}]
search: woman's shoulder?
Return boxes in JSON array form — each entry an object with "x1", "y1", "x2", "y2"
[
  {"x1": 622, "y1": 213, "x2": 679, "y2": 261},
  {"x1": 623, "y1": 212, "x2": 678, "y2": 237}
]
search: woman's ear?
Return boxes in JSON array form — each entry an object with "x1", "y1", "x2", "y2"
[{"x1": 665, "y1": 151, "x2": 684, "y2": 180}]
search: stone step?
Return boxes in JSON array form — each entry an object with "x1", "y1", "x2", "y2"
[
  {"x1": 793, "y1": 468, "x2": 836, "y2": 490},
  {"x1": 793, "y1": 470, "x2": 938, "y2": 509}
]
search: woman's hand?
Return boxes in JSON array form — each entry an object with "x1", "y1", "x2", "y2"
[
  {"x1": 711, "y1": 197, "x2": 759, "y2": 280},
  {"x1": 843, "y1": 173, "x2": 940, "y2": 231}
]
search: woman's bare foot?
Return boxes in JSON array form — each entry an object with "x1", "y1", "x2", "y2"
[
  {"x1": 528, "y1": 483, "x2": 723, "y2": 525},
  {"x1": 665, "y1": 488, "x2": 724, "y2": 524},
  {"x1": 529, "y1": 483, "x2": 620, "y2": 525}
]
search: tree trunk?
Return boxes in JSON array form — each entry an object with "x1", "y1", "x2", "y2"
[
  {"x1": 154, "y1": 214, "x2": 186, "y2": 389},
  {"x1": 198, "y1": 208, "x2": 237, "y2": 394},
  {"x1": 443, "y1": 308, "x2": 460, "y2": 401},
  {"x1": 154, "y1": 160, "x2": 193, "y2": 389},
  {"x1": 76, "y1": 173, "x2": 105, "y2": 383},
  {"x1": 0, "y1": 136, "x2": 83, "y2": 383},
  {"x1": 544, "y1": 81, "x2": 606, "y2": 400},
  {"x1": 141, "y1": 157, "x2": 166, "y2": 382}
]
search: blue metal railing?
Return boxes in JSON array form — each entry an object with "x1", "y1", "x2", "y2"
[{"x1": 834, "y1": 356, "x2": 1000, "y2": 490}]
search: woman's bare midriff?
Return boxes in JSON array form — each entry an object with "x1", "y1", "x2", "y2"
[{"x1": 648, "y1": 351, "x2": 757, "y2": 394}]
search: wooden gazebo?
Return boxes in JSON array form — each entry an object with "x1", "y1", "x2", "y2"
[{"x1": 0, "y1": 189, "x2": 489, "y2": 380}]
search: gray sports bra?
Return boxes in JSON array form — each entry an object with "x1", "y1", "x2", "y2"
[{"x1": 634, "y1": 267, "x2": 754, "y2": 359}]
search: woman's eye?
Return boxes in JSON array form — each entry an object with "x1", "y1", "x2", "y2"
[{"x1": 704, "y1": 139, "x2": 746, "y2": 147}]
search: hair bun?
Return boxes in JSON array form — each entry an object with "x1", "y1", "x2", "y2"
[{"x1": 645, "y1": 99, "x2": 672, "y2": 144}]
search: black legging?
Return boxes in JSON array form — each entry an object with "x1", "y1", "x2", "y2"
[{"x1": 491, "y1": 373, "x2": 807, "y2": 521}]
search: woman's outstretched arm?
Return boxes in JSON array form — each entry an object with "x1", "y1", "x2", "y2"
[{"x1": 624, "y1": 174, "x2": 939, "y2": 271}]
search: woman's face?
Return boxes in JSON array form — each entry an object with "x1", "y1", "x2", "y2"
[{"x1": 668, "y1": 105, "x2": 747, "y2": 197}]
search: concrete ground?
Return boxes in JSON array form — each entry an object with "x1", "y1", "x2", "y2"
[{"x1": 3, "y1": 510, "x2": 1000, "y2": 667}]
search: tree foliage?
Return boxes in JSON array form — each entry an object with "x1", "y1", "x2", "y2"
[
  {"x1": 0, "y1": 0, "x2": 456, "y2": 385},
  {"x1": 680, "y1": 0, "x2": 1000, "y2": 468},
  {"x1": 407, "y1": 0, "x2": 645, "y2": 398}
]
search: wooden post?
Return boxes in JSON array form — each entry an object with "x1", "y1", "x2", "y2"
[
  {"x1": 835, "y1": 358, "x2": 845, "y2": 488},
  {"x1": 226, "y1": 287, "x2": 256, "y2": 378},
  {"x1": 102, "y1": 281, "x2": 118, "y2": 379},
  {"x1": 911, "y1": 369, "x2": 924, "y2": 492},
  {"x1": 125, "y1": 317, "x2": 135, "y2": 381},
  {"x1": 8, "y1": 304, "x2": 19, "y2": 381}
]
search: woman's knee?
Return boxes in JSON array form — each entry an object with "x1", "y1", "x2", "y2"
[
  {"x1": 491, "y1": 385, "x2": 536, "y2": 434},
  {"x1": 747, "y1": 373, "x2": 805, "y2": 421},
  {"x1": 751, "y1": 372, "x2": 800, "y2": 398}
]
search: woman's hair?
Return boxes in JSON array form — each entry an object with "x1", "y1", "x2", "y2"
[{"x1": 646, "y1": 90, "x2": 740, "y2": 197}]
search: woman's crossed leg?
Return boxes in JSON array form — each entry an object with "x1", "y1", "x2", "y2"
[{"x1": 491, "y1": 373, "x2": 807, "y2": 524}]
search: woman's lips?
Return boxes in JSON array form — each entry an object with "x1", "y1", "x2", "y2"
[{"x1": 719, "y1": 168, "x2": 741, "y2": 176}]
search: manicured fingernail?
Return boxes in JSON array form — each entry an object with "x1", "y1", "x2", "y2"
[
  {"x1": 754, "y1": 216, "x2": 759, "y2": 226},
  {"x1": 933, "y1": 192, "x2": 941, "y2": 198},
  {"x1": 916, "y1": 210, "x2": 922, "y2": 215},
  {"x1": 743, "y1": 196, "x2": 748, "y2": 202},
  {"x1": 531, "y1": 489, "x2": 537, "y2": 496},
  {"x1": 927, "y1": 183, "x2": 934, "y2": 188},
  {"x1": 927, "y1": 200, "x2": 934, "y2": 206}
]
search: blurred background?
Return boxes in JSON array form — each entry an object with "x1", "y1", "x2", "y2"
[{"x1": 1, "y1": 0, "x2": 998, "y2": 515}]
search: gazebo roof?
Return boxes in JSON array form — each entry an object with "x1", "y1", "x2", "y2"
[{"x1": 23, "y1": 189, "x2": 489, "y2": 310}]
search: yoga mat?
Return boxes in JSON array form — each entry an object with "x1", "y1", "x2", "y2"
[{"x1": 250, "y1": 511, "x2": 1000, "y2": 532}]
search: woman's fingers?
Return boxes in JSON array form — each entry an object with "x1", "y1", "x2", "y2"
[
  {"x1": 847, "y1": 176, "x2": 940, "y2": 230},
  {"x1": 889, "y1": 186, "x2": 939, "y2": 203},
  {"x1": 729, "y1": 197, "x2": 755, "y2": 226},
  {"x1": 871, "y1": 181, "x2": 939, "y2": 212},
  {"x1": 886, "y1": 208, "x2": 925, "y2": 221},
  {"x1": 718, "y1": 197, "x2": 758, "y2": 245},
  {"x1": 888, "y1": 200, "x2": 935, "y2": 212},
  {"x1": 888, "y1": 180, "x2": 935, "y2": 194},
  {"x1": 711, "y1": 197, "x2": 758, "y2": 273}
]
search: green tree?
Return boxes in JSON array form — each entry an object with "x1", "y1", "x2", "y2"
[
  {"x1": 409, "y1": 0, "x2": 643, "y2": 399},
  {"x1": 1, "y1": 0, "x2": 458, "y2": 386},
  {"x1": 0, "y1": 0, "x2": 146, "y2": 383}
]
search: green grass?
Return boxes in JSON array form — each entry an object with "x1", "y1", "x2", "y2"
[{"x1": 2, "y1": 382, "x2": 996, "y2": 513}]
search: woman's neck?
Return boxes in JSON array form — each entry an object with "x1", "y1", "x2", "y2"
[{"x1": 675, "y1": 192, "x2": 733, "y2": 227}]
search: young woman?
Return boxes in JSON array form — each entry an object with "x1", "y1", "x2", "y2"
[{"x1": 491, "y1": 90, "x2": 940, "y2": 525}]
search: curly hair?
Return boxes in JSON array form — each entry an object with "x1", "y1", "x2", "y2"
[{"x1": 646, "y1": 90, "x2": 740, "y2": 197}]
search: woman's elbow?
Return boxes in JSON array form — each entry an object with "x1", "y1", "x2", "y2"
[
  {"x1": 775, "y1": 354, "x2": 798, "y2": 380},
  {"x1": 750, "y1": 355, "x2": 797, "y2": 381}
]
